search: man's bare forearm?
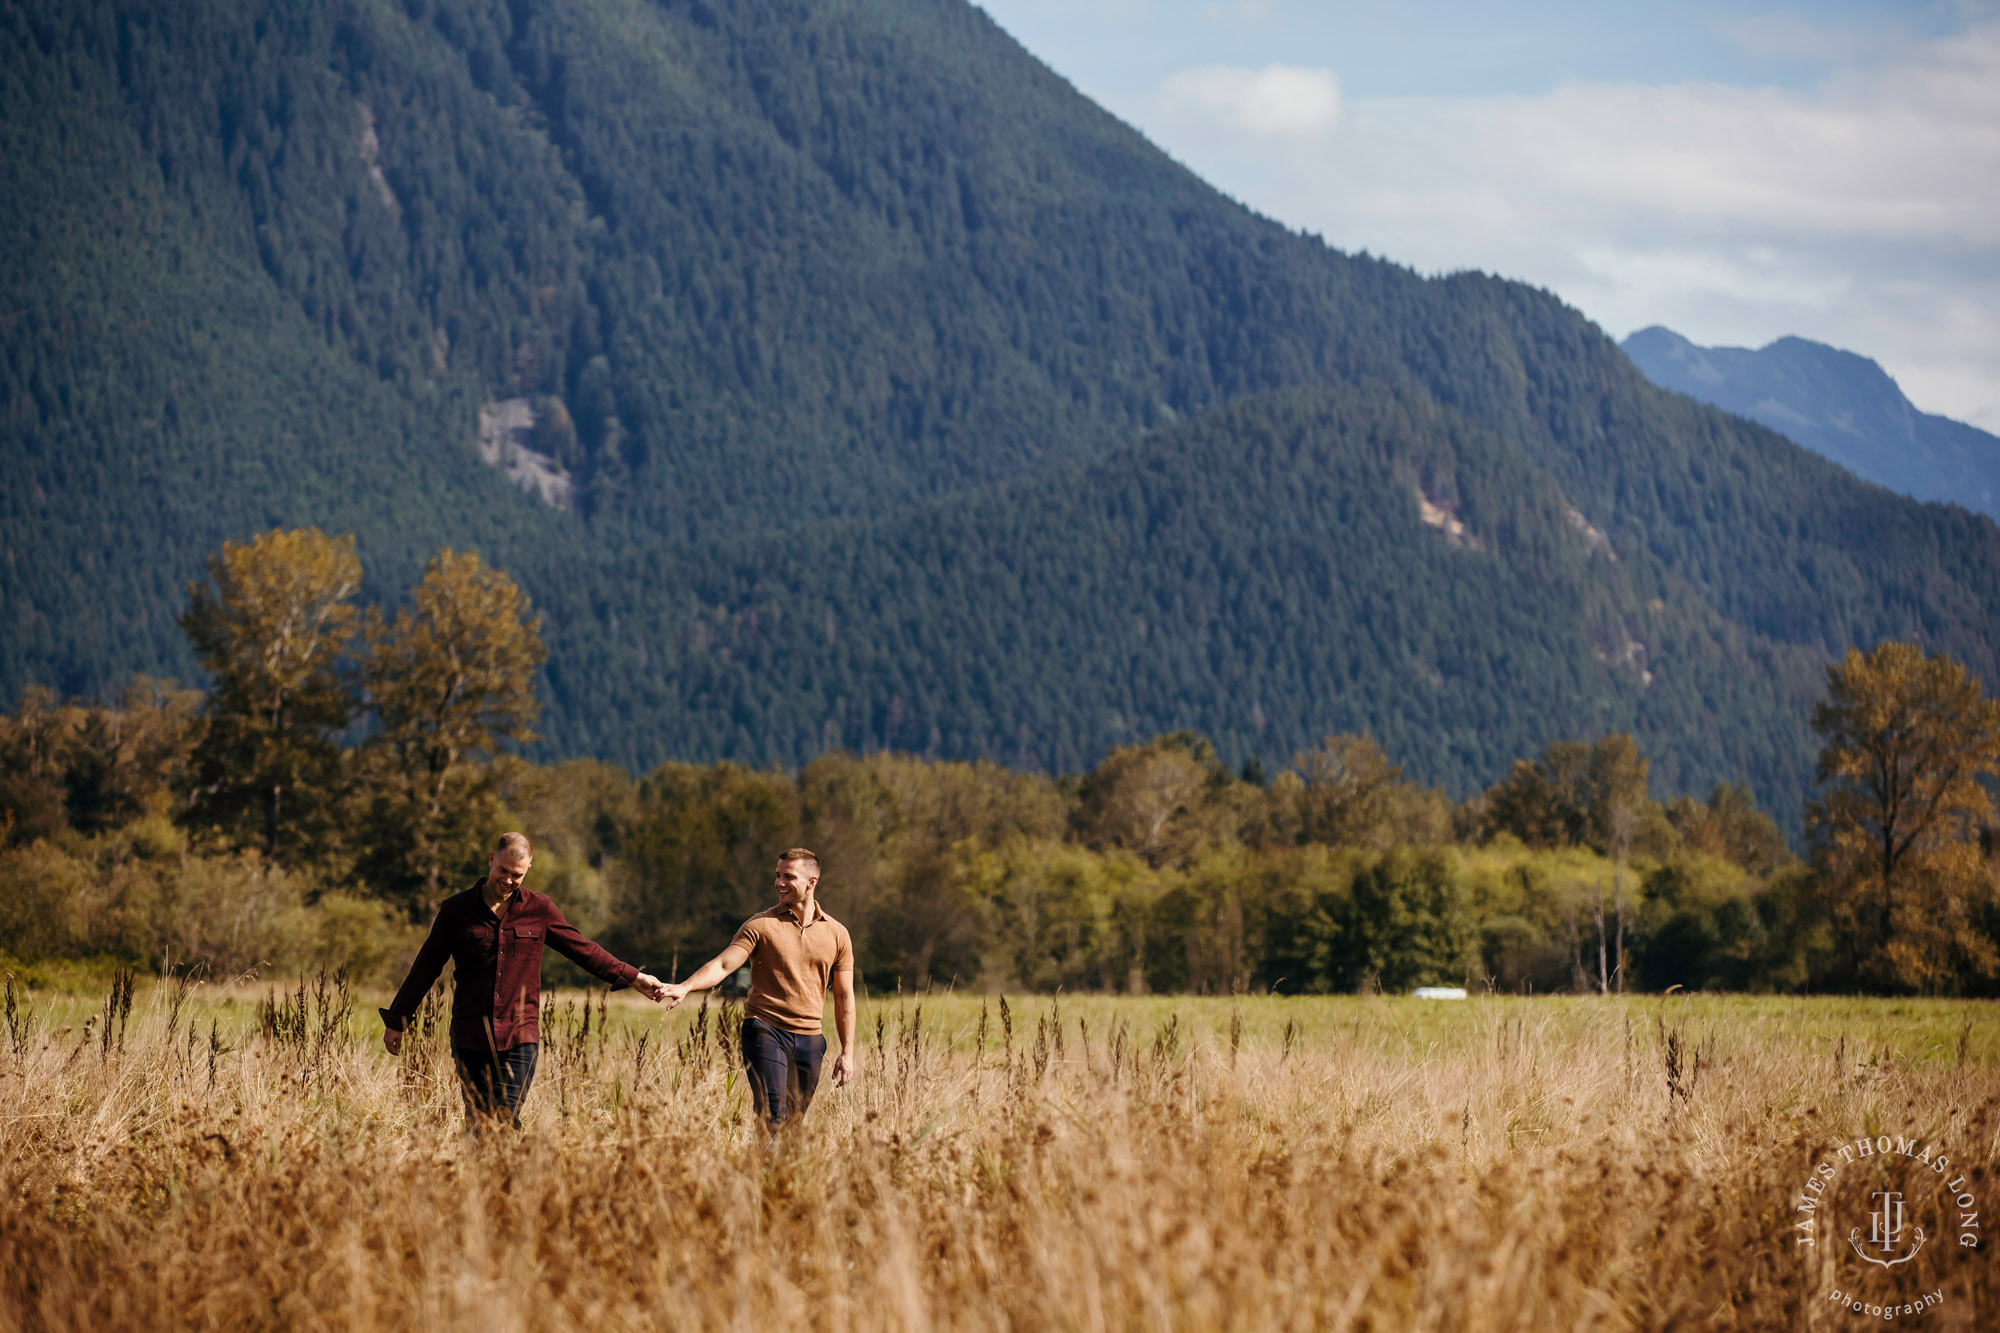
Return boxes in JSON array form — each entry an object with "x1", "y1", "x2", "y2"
[
  {"x1": 670, "y1": 944, "x2": 749, "y2": 997},
  {"x1": 834, "y1": 984, "x2": 856, "y2": 1056},
  {"x1": 827, "y1": 972, "x2": 858, "y2": 1085},
  {"x1": 679, "y1": 958, "x2": 732, "y2": 992}
]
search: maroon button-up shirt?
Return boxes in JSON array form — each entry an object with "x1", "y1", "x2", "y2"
[{"x1": 381, "y1": 879, "x2": 640, "y2": 1051}]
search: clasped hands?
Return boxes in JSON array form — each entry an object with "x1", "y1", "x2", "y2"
[
  {"x1": 649, "y1": 980, "x2": 693, "y2": 1009},
  {"x1": 632, "y1": 974, "x2": 693, "y2": 1008}
]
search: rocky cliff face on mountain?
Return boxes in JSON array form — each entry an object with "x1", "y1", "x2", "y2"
[
  {"x1": 1622, "y1": 326, "x2": 2000, "y2": 520},
  {"x1": 5, "y1": 0, "x2": 1998, "y2": 821}
]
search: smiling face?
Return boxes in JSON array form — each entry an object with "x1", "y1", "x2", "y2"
[
  {"x1": 773, "y1": 857, "x2": 819, "y2": 908},
  {"x1": 486, "y1": 848, "x2": 532, "y2": 894}
]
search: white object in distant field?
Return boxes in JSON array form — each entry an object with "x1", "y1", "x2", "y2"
[{"x1": 1412, "y1": 986, "x2": 1468, "y2": 1000}]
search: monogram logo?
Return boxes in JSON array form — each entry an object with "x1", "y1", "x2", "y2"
[{"x1": 1849, "y1": 1189, "x2": 1925, "y2": 1268}]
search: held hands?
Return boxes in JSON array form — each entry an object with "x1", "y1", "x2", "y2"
[
  {"x1": 629, "y1": 972, "x2": 694, "y2": 1007},
  {"x1": 634, "y1": 973, "x2": 695, "y2": 1008}
]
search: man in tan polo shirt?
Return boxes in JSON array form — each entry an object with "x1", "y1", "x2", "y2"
[{"x1": 661, "y1": 847, "x2": 857, "y2": 1126}]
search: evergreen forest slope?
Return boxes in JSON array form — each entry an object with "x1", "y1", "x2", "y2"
[
  {"x1": 5, "y1": 0, "x2": 1999, "y2": 820},
  {"x1": 623, "y1": 383, "x2": 1828, "y2": 799}
]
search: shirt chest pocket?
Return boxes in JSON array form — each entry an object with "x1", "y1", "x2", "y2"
[{"x1": 510, "y1": 926, "x2": 543, "y2": 945}]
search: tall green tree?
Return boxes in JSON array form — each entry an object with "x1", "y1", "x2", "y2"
[
  {"x1": 1807, "y1": 642, "x2": 2000, "y2": 992},
  {"x1": 1330, "y1": 849, "x2": 1477, "y2": 992},
  {"x1": 179, "y1": 528, "x2": 361, "y2": 862},
  {"x1": 360, "y1": 550, "x2": 545, "y2": 912}
]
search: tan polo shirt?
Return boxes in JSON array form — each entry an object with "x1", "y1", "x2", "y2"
[{"x1": 731, "y1": 901, "x2": 854, "y2": 1035}]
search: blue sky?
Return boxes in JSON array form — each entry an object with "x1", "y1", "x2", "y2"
[{"x1": 978, "y1": 1, "x2": 2000, "y2": 429}]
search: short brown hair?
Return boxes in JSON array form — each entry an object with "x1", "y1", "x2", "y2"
[
  {"x1": 494, "y1": 832, "x2": 532, "y2": 858},
  {"x1": 777, "y1": 847, "x2": 819, "y2": 872}
]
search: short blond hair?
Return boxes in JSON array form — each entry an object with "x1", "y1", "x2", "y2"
[
  {"x1": 777, "y1": 847, "x2": 819, "y2": 872},
  {"x1": 494, "y1": 832, "x2": 532, "y2": 859}
]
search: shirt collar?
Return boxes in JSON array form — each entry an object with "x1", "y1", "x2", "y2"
[{"x1": 779, "y1": 897, "x2": 822, "y2": 927}]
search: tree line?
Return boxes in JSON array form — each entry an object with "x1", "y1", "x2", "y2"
[{"x1": 3, "y1": 528, "x2": 1997, "y2": 996}]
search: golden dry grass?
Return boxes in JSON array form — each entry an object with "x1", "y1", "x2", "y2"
[{"x1": 0, "y1": 977, "x2": 1994, "y2": 1331}]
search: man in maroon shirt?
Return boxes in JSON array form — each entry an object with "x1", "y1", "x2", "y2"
[{"x1": 381, "y1": 832, "x2": 666, "y2": 1127}]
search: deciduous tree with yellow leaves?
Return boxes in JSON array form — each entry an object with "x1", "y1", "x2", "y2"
[
  {"x1": 179, "y1": 528, "x2": 361, "y2": 862},
  {"x1": 359, "y1": 549, "x2": 546, "y2": 914},
  {"x1": 1808, "y1": 641, "x2": 2000, "y2": 992}
]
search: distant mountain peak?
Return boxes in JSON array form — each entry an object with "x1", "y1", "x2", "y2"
[{"x1": 1622, "y1": 327, "x2": 2000, "y2": 520}]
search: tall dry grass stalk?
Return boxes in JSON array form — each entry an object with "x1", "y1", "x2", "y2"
[{"x1": 0, "y1": 977, "x2": 1992, "y2": 1330}]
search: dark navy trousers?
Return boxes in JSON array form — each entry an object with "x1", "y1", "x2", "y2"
[
  {"x1": 740, "y1": 1017, "x2": 827, "y2": 1127},
  {"x1": 453, "y1": 1042, "x2": 539, "y2": 1129}
]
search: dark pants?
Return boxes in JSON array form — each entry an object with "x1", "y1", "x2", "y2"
[
  {"x1": 453, "y1": 1043, "x2": 539, "y2": 1129},
  {"x1": 741, "y1": 1017, "x2": 827, "y2": 1127}
]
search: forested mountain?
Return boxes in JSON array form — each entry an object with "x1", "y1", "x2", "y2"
[
  {"x1": 6, "y1": 0, "x2": 2000, "y2": 824},
  {"x1": 628, "y1": 383, "x2": 1828, "y2": 798},
  {"x1": 1623, "y1": 326, "x2": 2000, "y2": 519}
]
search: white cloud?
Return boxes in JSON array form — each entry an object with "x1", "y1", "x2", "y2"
[
  {"x1": 1128, "y1": 21, "x2": 2000, "y2": 430},
  {"x1": 1158, "y1": 64, "x2": 1341, "y2": 137}
]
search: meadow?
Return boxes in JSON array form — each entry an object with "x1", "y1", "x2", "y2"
[{"x1": 0, "y1": 976, "x2": 1993, "y2": 1331}]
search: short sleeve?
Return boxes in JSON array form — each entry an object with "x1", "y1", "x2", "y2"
[
  {"x1": 833, "y1": 925, "x2": 855, "y2": 973},
  {"x1": 730, "y1": 917, "x2": 763, "y2": 955}
]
